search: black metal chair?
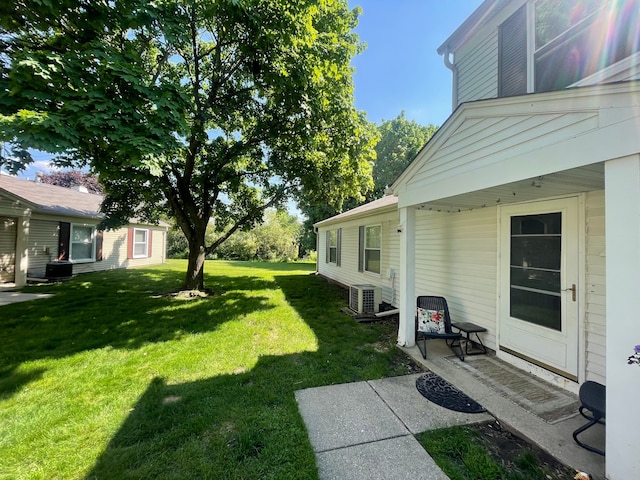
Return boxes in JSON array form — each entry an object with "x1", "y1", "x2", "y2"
[
  {"x1": 572, "y1": 381, "x2": 606, "y2": 456},
  {"x1": 415, "y1": 296, "x2": 464, "y2": 361}
]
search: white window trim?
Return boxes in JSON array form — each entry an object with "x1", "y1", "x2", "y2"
[
  {"x1": 133, "y1": 228, "x2": 149, "y2": 259},
  {"x1": 70, "y1": 224, "x2": 96, "y2": 263},
  {"x1": 363, "y1": 224, "x2": 382, "y2": 276}
]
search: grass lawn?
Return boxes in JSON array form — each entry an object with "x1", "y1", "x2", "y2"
[{"x1": 0, "y1": 260, "x2": 411, "y2": 479}]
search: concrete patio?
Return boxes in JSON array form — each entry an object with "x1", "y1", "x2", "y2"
[{"x1": 296, "y1": 340, "x2": 605, "y2": 480}]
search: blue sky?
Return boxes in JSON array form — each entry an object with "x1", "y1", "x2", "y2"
[
  {"x1": 349, "y1": 0, "x2": 484, "y2": 127},
  {"x1": 14, "y1": 1, "x2": 483, "y2": 180}
]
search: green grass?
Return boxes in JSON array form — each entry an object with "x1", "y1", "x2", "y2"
[
  {"x1": 0, "y1": 260, "x2": 410, "y2": 479},
  {"x1": 417, "y1": 425, "x2": 566, "y2": 480}
]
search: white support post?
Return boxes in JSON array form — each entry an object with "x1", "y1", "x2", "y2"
[
  {"x1": 604, "y1": 154, "x2": 640, "y2": 479},
  {"x1": 397, "y1": 207, "x2": 416, "y2": 346},
  {"x1": 14, "y1": 215, "x2": 30, "y2": 288}
]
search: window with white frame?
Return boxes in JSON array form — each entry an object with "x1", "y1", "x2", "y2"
[
  {"x1": 363, "y1": 225, "x2": 381, "y2": 274},
  {"x1": 70, "y1": 224, "x2": 96, "y2": 262},
  {"x1": 326, "y1": 229, "x2": 341, "y2": 265},
  {"x1": 133, "y1": 228, "x2": 149, "y2": 258}
]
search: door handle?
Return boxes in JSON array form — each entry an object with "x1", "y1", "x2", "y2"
[{"x1": 563, "y1": 284, "x2": 576, "y2": 302}]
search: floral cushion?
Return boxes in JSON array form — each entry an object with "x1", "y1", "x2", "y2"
[{"x1": 417, "y1": 308, "x2": 446, "y2": 334}]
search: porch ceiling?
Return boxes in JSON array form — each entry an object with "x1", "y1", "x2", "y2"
[{"x1": 414, "y1": 163, "x2": 604, "y2": 213}]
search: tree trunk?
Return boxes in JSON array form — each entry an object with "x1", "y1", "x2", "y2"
[{"x1": 184, "y1": 244, "x2": 206, "y2": 291}]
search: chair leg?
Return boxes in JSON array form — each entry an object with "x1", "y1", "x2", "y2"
[
  {"x1": 420, "y1": 338, "x2": 427, "y2": 359},
  {"x1": 446, "y1": 337, "x2": 465, "y2": 361},
  {"x1": 572, "y1": 408, "x2": 605, "y2": 456}
]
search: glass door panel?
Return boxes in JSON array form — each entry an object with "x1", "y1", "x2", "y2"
[{"x1": 509, "y1": 213, "x2": 562, "y2": 331}]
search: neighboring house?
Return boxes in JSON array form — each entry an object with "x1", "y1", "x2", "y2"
[
  {"x1": 317, "y1": 1, "x2": 639, "y2": 477},
  {"x1": 315, "y1": 195, "x2": 399, "y2": 308},
  {"x1": 0, "y1": 174, "x2": 167, "y2": 287}
]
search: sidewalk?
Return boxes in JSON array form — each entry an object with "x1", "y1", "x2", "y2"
[
  {"x1": 295, "y1": 342, "x2": 605, "y2": 480},
  {"x1": 296, "y1": 374, "x2": 492, "y2": 480}
]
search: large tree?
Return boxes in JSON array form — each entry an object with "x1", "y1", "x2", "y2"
[
  {"x1": 370, "y1": 112, "x2": 437, "y2": 200},
  {"x1": 0, "y1": 0, "x2": 376, "y2": 289},
  {"x1": 298, "y1": 112, "x2": 436, "y2": 250}
]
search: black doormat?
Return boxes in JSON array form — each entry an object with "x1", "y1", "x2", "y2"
[{"x1": 416, "y1": 372, "x2": 486, "y2": 414}]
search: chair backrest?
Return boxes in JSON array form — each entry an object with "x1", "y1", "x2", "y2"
[{"x1": 416, "y1": 296, "x2": 454, "y2": 334}]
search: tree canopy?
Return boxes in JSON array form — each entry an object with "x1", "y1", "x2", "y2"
[
  {"x1": 298, "y1": 112, "x2": 436, "y2": 252},
  {"x1": 40, "y1": 169, "x2": 103, "y2": 194},
  {"x1": 0, "y1": 0, "x2": 377, "y2": 289},
  {"x1": 371, "y1": 112, "x2": 437, "y2": 200}
]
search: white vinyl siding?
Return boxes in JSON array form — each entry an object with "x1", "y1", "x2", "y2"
[
  {"x1": 317, "y1": 210, "x2": 400, "y2": 306},
  {"x1": 408, "y1": 108, "x2": 599, "y2": 191},
  {"x1": 414, "y1": 207, "x2": 498, "y2": 349},
  {"x1": 584, "y1": 190, "x2": 606, "y2": 384},
  {"x1": 26, "y1": 220, "x2": 59, "y2": 278},
  {"x1": 456, "y1": 29, "x2": 499, "y2": 105},
  {"x1": 24, "y1": 221, "x2": 166, "y2": 277}
]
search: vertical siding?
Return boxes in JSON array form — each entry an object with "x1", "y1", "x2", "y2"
[
  {"x1": 316, "y1": 210, "x2": 401, "y2": 306},
  {"x1": 455, "y1": 30, "x2": 499, "y2": 105},
  {"x1": 584, "y1": 190, "x2": 606, "y2": 383},
  {"x1": 414, "y1": 207, "x2": 498, "y2": 348}
]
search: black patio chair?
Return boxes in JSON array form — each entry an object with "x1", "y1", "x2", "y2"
[
  {"x1": 572, "y1": 380, "x2": 606, "y2": 456},
  {"x1": 415, "y1": 296, "x2": 464, "y2": 361}
]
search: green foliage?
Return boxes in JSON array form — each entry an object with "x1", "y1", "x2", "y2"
[
  {"x1": 0, "y1": 0, "x2": 377, "y2": 289},
  {"x1": 169, "y1": 210, "x2": 302, "y2": 261},
  {"x1": 371, "y1": 111, "x2": 437, "y2": 199},
  {"x1": 216, "y1": 209, "x2": 301, "y2": 261},
  {"x1": 297, "y1": 111, "x2": 436, "y2": 250},
  {"x1": 418, "y1": 425, "x2": 569, "y2": 480},
  {"x1": 0, "y1": 260, "x2": 408, "y2": 479}
]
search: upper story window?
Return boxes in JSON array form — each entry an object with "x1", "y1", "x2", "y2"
[
  {"x1": 499, "y1": 0, "x2": 639, "y2": 97},
  {"x1": 70, "y1": 224, "x2": 96, "y2": 262}
]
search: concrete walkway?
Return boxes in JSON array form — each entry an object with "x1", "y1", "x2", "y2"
[
  {"x1": 0, "y1": 291, "x2": 52, "y2": 306},
  {"x1": 295, "y1": 374, "x2": 492, "y2": 480},
  {"x1": 295, "y1": 341, "x2": 605, "y2": 480}
]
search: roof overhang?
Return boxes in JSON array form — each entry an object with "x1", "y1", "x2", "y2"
[
  {"x1": 391, "y1": 82, "x2": 640, "y2": 212},
  {"x1": 314, "y1": 195, "x2": 398, "y2": 228}
]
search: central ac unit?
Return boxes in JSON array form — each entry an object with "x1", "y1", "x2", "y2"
[{"x1": 349, "y1": 284, "x2": 381, "y2": 314}]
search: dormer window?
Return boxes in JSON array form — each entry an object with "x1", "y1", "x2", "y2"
[{"x1": 499, "y1": 0, "x2": 639, "y2": 97}]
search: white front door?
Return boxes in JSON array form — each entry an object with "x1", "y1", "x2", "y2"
[{"x1": 499, "y1": 197, "x2": 580, "y2": 380}]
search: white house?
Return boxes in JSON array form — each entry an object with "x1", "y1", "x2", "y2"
[
  {"x1": 0, "y1": 174, "x2": 167, "y2": 286},
  {"x1": 315, "y1": 195, "x2": 400, "y2": 310},
  {"x1": 317, "y1": 1, "x2": 640, "y2": 477}
]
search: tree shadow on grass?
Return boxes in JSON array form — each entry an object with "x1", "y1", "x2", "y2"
[
  {"x1": 85, "y1": 274, "x2": 403, "y2": 479},
  {"x1": 0, "y1": 267, "x2": 276, "y2": 399}
]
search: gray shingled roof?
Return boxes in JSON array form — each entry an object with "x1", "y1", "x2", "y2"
[{"x1": 0, "y1": 174, "x2": 103, "y2": 218}]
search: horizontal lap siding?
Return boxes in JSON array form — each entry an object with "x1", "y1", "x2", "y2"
[
  {"x1": 316, "y1": 211, "x2": 400, "y2": 306},
  {"x1": 415, "y1": 207, "x2": 498, "y2": 349},
  {"x1": 72, "y1": 227, "x2": 165, "y2": 275},
  {"x1": 455, "y1": 30, "x2": 499, "y2": 105},
  {"x1": 410, "y1": 111, "x2": 599, "y2": 188},
  {"x1": 27, "y1": 220, "x2": 59, "y2": 278},
  {"x1": 71, "y1": 228, "x2": 127, "y2": 274},
  {"x1": 27, "y1": 223, "x2": 165, "y2": 277},
  {"x1": 585, "y1": 190, "x2": 606, "y2": 383}
]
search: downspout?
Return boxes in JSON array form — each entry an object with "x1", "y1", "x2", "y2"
[
  {"x1": 442, "y1": 47, "x2": 458, "y2": 111},
  {"x1": 314, "y1": 226, "x2": 319, "y2": 274}
]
